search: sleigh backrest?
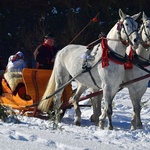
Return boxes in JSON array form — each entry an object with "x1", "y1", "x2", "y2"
[{"x1": 22, "y1": 68, "x2": 52, "y2": 104}]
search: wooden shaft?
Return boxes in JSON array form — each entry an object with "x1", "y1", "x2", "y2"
[{"x1": 69, "y1": 12, "x2": 100, "y2": 44}]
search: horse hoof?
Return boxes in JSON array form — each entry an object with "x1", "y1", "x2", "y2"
[
  {"x1": 99, "y1": 120, "x2": 105, "y2": 129},
  {"x1": 137, "y1": 123, "x2": 143, "y2": 129},
  {"x1": 108, "y1": 126, "x2": 113, "y2": 130},
  {"x1": 130, "y1": 125, "x2": 136, "y2": 130},
  {"x1": 136, "y1": 125, "x2": 143, "y2": 129},
  {"x1": 74, "y1": 117, "x2": 81, "y2": 126},
  {"x1": 131, "y1": 125, "x2": 143, "y2": 130},
  {"x1": 74, "y1": 121, "x2": 81, "y2": 126},
  {"x1": 90, "y1": 114, "x2": 95, "y2": 122}
]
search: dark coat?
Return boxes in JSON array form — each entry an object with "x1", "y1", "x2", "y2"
[{"x1": 35, "y1": 44, "x2": 58, "y2": 69}]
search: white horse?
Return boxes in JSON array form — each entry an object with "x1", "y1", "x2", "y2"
[
  {"x1": 90, "y1": 12, "x2": 150, "y2": 130},
  {"x1": 124, "y1": 12, "x2": 150, "y2": 130},
  {"x1": 38, "y1": 9, "x2": 141, "y2": 130}
]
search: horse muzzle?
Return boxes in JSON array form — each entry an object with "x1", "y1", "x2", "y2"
[{"x1": 130, "y1": 32, "x2": 141, "y2": 49}]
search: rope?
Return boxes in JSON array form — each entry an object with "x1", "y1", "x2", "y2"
[{"x1": 44, "y1": 70, "x2": 86, "y2": 100}]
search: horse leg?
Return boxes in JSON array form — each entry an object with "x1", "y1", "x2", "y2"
[
  {"x1": 53, "y1": 67, "x2": 71, "y2": 124},
  {"x1": 128, "y1": 89, "x2": 143, "y2": 130},
  {"x1": 90, "y1": 89, "x2": 102, "y2": 126},
  {"x1": 107, "y1": 104, "x2": 113, "y2": 130},
  {"x1": 71, "y1": 83, "x2": 87, "y2": 126},
  {"x1": 99, "y1": 107, "x2": 113, "y2": 130},
  {"x1": 130, "y1": 99, "x2": 142, "y2": 130},
  {"x1": 99, "y1": 107, "x2": 107, "y2": 129},
  {"x1": 53, "y1": 91, "x2": 64, "y2": 124},
  {"x1": 99, "y1": 89, "x2": 114, "y2": 130},
  {"x1": 131, "y1": 101, "x2": 142, "y2": 130}
]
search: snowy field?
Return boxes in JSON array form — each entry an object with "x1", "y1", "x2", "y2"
[{"x1": 0, "y1": 87, "x2": 150, "y2": 150}]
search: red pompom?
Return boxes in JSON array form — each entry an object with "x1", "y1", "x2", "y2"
[{"x1": 92, "y1": 17, "x2": 98, "y2": 22}]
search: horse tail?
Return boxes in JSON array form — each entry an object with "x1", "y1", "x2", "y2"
[{"x1": 38, "y1": 68, "x2": 56, "y2": 112}]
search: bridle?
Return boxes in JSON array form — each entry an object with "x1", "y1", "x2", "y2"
[
  {"x1": 129, "y1": 19, "x2": 150, "y2": 70},
  {"x1": 140, "y1": 19, "x2": 150, "y2": 48},
  {"x1": 117, "y1": 17, "x2": 138, "y2": 46}
]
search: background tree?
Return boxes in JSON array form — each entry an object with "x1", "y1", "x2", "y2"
[{"x1": 0, "y1": 0, "x2": 149, "y2": 67}]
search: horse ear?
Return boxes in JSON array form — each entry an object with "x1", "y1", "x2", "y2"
[
  {"x1": 131, "y1": 12, "x2": 141, "y2": 20},
  {"x1": 142, "y1": 12, "x2": 147, "y2": 21},
  {"x1": 119, "y1": 9, "x2": 126, "y2": 19}
]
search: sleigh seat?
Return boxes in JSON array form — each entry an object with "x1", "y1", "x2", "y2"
[{"x1": 0, "y1": 68, "x2": 72, "y2": 116}]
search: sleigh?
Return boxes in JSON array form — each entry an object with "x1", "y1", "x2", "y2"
[
  {"x1": 1, "y1": 67, "x2": 150, "y2": 117},
  {"x1": 1, "y1": 64, "x2": 150, "y2": 120},
  {"x1": 0, "y1": 68, "x2": 72, "y2": 117}
]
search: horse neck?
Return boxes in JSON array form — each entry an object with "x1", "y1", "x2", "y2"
[
  {"x1": 136, "y1": 44, "x2": 150, "y2": 60},
  {"x1": 107, "y1": 25, "x2": 127, "y2": 57}
]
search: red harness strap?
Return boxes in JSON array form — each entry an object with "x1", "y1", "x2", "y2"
[
  {"x1": 101, "y1": 37, "x2": 109, "y2": 68},
  {"x1": 124, "y1": 47, "x2": 135, "y2": 70},
  {"x1": 101, "y1": 37, "x2": 136, "y2": 69},
  {"x1": 101, "y1": 37, "x2": 125, "y2": 68}
]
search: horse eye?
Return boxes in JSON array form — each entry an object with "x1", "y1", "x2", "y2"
[
  {"x1": 146, "y1": 26, "x2": 149, "y2": 28},
  {"x1": 125, "y1": 23, "x2": 128, "y2": 26}
]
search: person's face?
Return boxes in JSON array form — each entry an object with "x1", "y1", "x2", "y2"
[{"x1": 44, "y1": 38, "x2": 54, "y2": 46}]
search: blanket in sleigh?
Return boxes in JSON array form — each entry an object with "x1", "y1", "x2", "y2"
[{"x1": 4, "y1": 72, "x2": 23, "y2": 91}]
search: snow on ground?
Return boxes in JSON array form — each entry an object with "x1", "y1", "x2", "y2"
[{"x1": 0, "y1": 87, "x2": 150, "y2": 150}]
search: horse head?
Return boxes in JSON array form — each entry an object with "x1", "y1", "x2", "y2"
[
  {"x1": 118, "y1": 9, "x2": 141, "y2": 49},
  {"x1": 139, "y1": 12, "x2": 150, "y2": 48}
]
